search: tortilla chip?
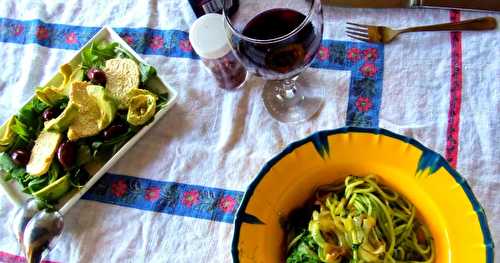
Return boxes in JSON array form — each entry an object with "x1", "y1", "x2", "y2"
[{"x1": 103, "y1": 58, "x2": 140, "y2": 109}]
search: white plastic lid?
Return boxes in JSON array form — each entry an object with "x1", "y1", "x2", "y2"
[{"x1": 189, "y1": 13, "x2": 232, "y2": 60}]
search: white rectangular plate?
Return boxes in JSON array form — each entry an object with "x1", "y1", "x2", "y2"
[{"x1": 0, "y1": 26, "x2": 178, "y2": 215}]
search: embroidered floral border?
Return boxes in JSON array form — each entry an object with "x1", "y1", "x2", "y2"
[
  {"x1": 0, "y1": 17, "x2": 197, "y2": 58},
  {"x1": 312, "y1": 41, "x2": 384, "y2": 127},
  {"x1": 83, "y1": 173, "x2": 244, "y2": 223}
]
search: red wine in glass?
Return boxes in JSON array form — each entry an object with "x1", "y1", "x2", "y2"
[
  {"x1": 237, "y1": 8, "x2": 321, "y2": 80},
  {"x1": 224, "y1": 0, "x2": 324, "y2": 123}
]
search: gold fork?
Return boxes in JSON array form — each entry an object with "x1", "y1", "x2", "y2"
[{"x1": 346, "y1": 17, "x2": 497, "y2": 44}]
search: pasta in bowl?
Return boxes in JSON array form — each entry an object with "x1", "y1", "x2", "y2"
[
  {"x1": 231, "y1": 127, "x2": 493, "y2": 263},
  {"x1": 286, "y1": 175, "x2": 434, "y2": 262}
]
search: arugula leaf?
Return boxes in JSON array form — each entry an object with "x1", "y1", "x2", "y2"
[
  {"x1": 0, "y1": 152, "x2": 16, "y2": 173},
  {"x1": 48, "y1": 162, "x2": 63, "y2": 184},
  {"x1": 94, "y1": 42, "x2": 118, "y2": 58},
  {"x1": 0, "y1": 152, "x2": 30, "y2": 185},
  {"x1": 32, "y1": 97, "x2": 50, "y2": 113},
  {"x1": 114, "y1": 45, "x2": 134, "y2": 59},
  {"x1": 27, "y1": 176, "x2": 49, "y2": 193},
  {"x1": 81, "y1": 42, "x2": 118, "y2": 70},
  {"x1": 10, "y1": 119, "x2": 30, "y2": 142},
  {"x1": 139, "y1": 63, "x2": 157, "y2": 84},
  {"x1": 8, "y1": 136, "x2": 28, "y2": 153},
  {"x1": 81, "y1": 43, "x2": 99, "y2": 69},
  {"x1": 12, "y1": 98, "x2": 47, "y2": 143},
  {"x1": 286, "y1": 232, "x2": 321, "y2": 263},
  {"x1": 10, "y1": 168, "x2": 28, "y2": 183},
  {"x1": 90, "y1": 126, "x2": 138, "y2": 159}
]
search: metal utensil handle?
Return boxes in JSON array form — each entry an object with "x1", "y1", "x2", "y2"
[
  {"x1": 402, "y1": 17, "x2": 497, "y2": 32},
  {"x1": 417, "y1": 0, "x2": 500, "y2": 12}
]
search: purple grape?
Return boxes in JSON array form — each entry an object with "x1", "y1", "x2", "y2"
[
  {"x1": 42, "y1": 108, "x2": 61, "y2": 122},
  {"x1": 57, "y1": 141, "x2": 77, "y2": 169},
  {"x1": 11, "y1": 149, "x2": 30, "y2": 166},
  {"x1": 87, "y1": 68, "x2": 107, "y2": 86}
]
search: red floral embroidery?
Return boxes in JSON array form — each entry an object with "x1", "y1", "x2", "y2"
[
  {"x1": 363, "y1": 48, "x2": 378, "y2": 61},
  {"x1": 218, "y1": 195, "x2": 237, "y2": 213},
  {"x1": 149, "y1": 35, "x2": 164, "y2": 50},
  {"x1": 111, "y1": 180, "x2": 128, "y2": 198},
  {"x1": 182, "y1": 190, "x2": 200, "y2": 207},
  {"x1": 35, "y1": 26, "x2": 49, "y2": 40},
  {"x1": 317, "y1": 46, "x2": 330, "y2": 61},
  {"x1": 355, "y1": 97, "x2": 373, "y2": 112},
  {"x1": 121, "y1": 34, "x2": 134, "y2": 46},
  {"x1": 144, "y1": 187, "x2": 161, "y2": 202},
  {"x1": 179, "y1": 39, "x2": 193, "y2": 52},
  {"x1": 12, "y1": 24, "x2": 24, "y2": 36},
  {"x1": 65, "y1": 32, "x2": 78, "y2": 44},
  {"x1": 360, "y1": 63, "x2": 377, "y2": 78},
  {"x1": 347, "y1": 47, "x2": 361, "y2": 62}
]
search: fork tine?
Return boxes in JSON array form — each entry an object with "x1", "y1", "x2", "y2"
[
  {"x1": 346, "y1": 33, "x2": 370, "y2": 42},
  {"x1": 346, "y1": 26, "x2": 368, "y2": 34},
  {"x1": 346, "y1": 22, "x2": 370, "y2": 28},
  {"x1": 345, "y1": 30, "x2": 369, "y2": 39}
]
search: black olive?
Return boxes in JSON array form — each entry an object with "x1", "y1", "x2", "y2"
[
  {"x1": 102, "y1": 123, "x2": 128, "y2": 140},
  {"x1": 11, "y1": 149, "x2": 30, "y2": 166},
  {"x1": 42, "y1": 108, "x2": 62, "y2": 122},
  {"x1": 57, "y1": 141, "x2": 77, "y2": 169},
  {"x1": 86, "y1": 68, "x2": 107, "y2": 86}
]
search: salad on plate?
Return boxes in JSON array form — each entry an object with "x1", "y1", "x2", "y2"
[{"x1": 0, "y1": 41, "x2": 169, "y2": 206}]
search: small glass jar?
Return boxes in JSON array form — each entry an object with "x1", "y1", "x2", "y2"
[{"x1": 189, "y1": 13, "x2": 248, "y2": 90}]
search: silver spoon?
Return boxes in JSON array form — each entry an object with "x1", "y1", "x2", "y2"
[
  {"x1": 11, "y1": 198, "x2": 42, "y2": 244},
  {"x1": 11, "y1": 199, "x2": 64, "y2": 263},
  {"x1": 22, "y1": 209, "x2": 64, "y2": 263}
]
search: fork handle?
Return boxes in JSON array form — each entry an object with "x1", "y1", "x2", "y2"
[{"x1": 402, "y1": 17, "x2": 497, "y2": 33}]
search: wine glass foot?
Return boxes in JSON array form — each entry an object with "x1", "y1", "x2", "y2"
[{"x1": 262, "y1": 76, "x2": 324, "y2": 123}]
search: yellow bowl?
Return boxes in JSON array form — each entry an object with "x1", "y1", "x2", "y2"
[{"x1": 232, "y1": 127, "x2": 493, "y2": 263}]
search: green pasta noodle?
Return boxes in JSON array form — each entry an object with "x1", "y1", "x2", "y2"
[{"x1": 286, "y1": 175, "x2": 435, "y2": 263}]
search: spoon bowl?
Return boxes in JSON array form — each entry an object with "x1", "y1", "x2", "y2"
[
  {"x1": 10, "y1": 198, "x2": 43, "y2": 244},
  {"x1": 22, "y1": 209, "x2": 64, "y2": 263}
]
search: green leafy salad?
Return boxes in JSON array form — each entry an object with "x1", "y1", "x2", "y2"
[
  {"x1": 0, "y1": 41, "x2": 169, "y2": 205},
  {"x1": 286, "y1": 175, "x2": 434, "y2": 263}
]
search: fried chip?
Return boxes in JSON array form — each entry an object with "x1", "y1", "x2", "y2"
[{"x1": 103, "y1": 58, "x2": 140, "y2": 109}]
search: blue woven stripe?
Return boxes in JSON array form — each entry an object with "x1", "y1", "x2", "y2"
[{"x1": 82, "y1": 173, "x2": 244, "y2": 223}]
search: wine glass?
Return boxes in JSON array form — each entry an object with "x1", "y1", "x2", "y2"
[{"x1": 223, "y1": 0, "x2": 324, "y2": 123}]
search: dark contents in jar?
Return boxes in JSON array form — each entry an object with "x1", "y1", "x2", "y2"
[{"x1": 204, "y1": 51, "x2": 246, "y2": 90}]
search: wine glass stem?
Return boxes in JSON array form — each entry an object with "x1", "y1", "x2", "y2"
[{"x1": 278, "y1": 76, "x2": 299, "y2": 103}]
